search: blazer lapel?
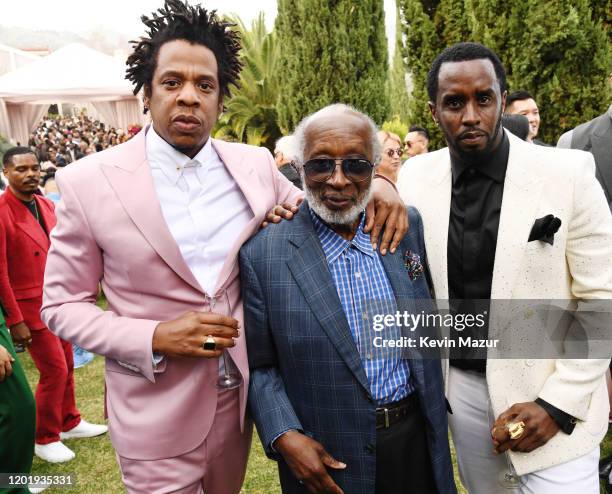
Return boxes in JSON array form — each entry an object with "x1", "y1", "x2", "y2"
[
  {"x1": 6, "y1": 189, "x2": 49, "y2": 250},
  {"x1": 491, "y1": 134, "x2": 544, "y2": 299},
  {"x1": 212, "y1": 139, "x2": 264, "y2": 220},
  {"x1": 286, "y1": 207, "x2": 371, "y2": 394},
  {"x1": 37, "y1": 196, "x2": 56, "y2": 232},
  {"x1": 379, "y1": 248, "x2": 414, "y2": 304},
  {"x1": 100, "y1": 131, "x2": 204, "y2": 293},
  {"x1": 421, "y1": 155, "x2": 452, "y2": 299},
  {"x1": 379, "y1": 246, "x2": 429, "y2": 382},
  {"x1": 211, "y1": 139, "x2": 264, "y2": 293}
]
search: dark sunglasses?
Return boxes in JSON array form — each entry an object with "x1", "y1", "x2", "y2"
[
  {"x1": 302, "y1": 158, "x2": 374, "y2": 183},
  {"x1": 385, "y1": 148, "x2": 403, "y2": 158}
]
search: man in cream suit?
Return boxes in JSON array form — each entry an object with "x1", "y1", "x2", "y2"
[
  {"x1": 41, "y1": 2, "x2": 406, "y2": 493},
  {"x1": 398, "y1": 42, "x2": 612, "y2": 493}
]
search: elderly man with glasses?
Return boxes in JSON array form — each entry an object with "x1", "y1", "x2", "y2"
[{"x1": 240, "y1": 104, "x2": 456, "y2": 494}]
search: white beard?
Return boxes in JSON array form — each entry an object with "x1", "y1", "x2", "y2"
[{"x1": 303, "y1": 177, "x2": 372, "y2": 226}]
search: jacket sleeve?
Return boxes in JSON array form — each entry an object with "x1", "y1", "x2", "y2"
[
  {"x1": 537, "y1": 153, "x2": 612, "y2": 420},
  {"x1": 240, "y1": 245, "x2": 303, "y2": 458},
  {"x1": 41, "y1": 171, "x2": 161, "y2": 382},
  {"x1": 0, "y1": 220, "x2": 24, "y2": 327}
]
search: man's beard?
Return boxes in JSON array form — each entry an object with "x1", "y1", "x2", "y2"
[
  {"x1": 446, "y1": 111, "x2": 504, "y2": 163},
  {"x1": 302, "y1": 174, "x2": 372, "y2": 226}
]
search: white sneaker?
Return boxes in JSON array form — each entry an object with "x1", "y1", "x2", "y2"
[
  {"x1": 34, "y1": 441, "x2": 75, "y2": 463},
  {"x1": 60, "y1": 419, "x2": 108, "y2": 440}
]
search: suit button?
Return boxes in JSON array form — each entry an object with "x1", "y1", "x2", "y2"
[
  {"x1": 364, "y1": 443, "x2": 375, "y2": 454},
  {"x1": 34, "y1": 252, "x2": 40, "y2": 256}
]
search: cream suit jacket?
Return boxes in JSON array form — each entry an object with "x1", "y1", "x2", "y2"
[{"x1": 397, "y1": 131, "x2": 612, "y2": 475}]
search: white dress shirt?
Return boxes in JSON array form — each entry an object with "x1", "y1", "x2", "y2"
[
  {"x1": 145, "y1": 126, "x2": 252, "y2": 372},
  {"x1": 146, "y1": 126, "x2": 253, "y2": 296}
]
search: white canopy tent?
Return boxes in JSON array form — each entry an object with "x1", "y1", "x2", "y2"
[
  {"x1": 0, "y1": 43, "x2": 41, "y2": 77},
  {"x1": 0, "y1": 43, "x2": 144, "y2": 145}
]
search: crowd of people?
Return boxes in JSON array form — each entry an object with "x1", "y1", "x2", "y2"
[
  {"x1": 0, "y1": 115, "x2": 141, "y2": 193},
  {"x1": 1, "y1": 114, "x2": 140, "y2": 193},
  {"x1": 0, "y1": 1, "x2": 611, "y2": 493},
  {"x1": 29, "y1": 114, "x2": 140, "y2": 165}
]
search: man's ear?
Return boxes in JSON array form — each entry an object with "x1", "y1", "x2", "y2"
[
  {"x1": 143, "y1": 86, "x2": 151, "y2": 111},
  {"x1": 501, "y1": 90, "x2": 508, "y2": 114},
  {"x1": 217, "y1": 95, "x2": 224, "y2": 116},
  {"x1": 428, "y1": 101, "x2": 438, "y2": 125}
]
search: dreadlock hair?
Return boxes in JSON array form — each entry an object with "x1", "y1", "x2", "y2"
[{"x1": 126, "y1": 0, "x2": 242, "y2": 108}]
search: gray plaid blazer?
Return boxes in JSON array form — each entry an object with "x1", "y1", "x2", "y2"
[{"x1": 240, "y1": 203, "x2": 456, "y2": 494}]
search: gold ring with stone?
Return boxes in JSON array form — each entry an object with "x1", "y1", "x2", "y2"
[
  {"x1": 202, "y1": 336, "x2": 217, "y2": 351},
  {"x1": 507, "y1": 421, "x2": 526, "y2": 440}
]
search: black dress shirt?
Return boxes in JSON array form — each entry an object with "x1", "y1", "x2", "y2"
[
  {"x1": 448, "y1": 132, "x2": 509, "y2": 373},
  {"x1": 22, "y1": 199, "x2": 47, "y2": 235},
  {"x1": 446, "y1": 132, "x2": 575, "y2": 433}
]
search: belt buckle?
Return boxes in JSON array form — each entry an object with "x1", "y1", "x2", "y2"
[{"x1": 384, "y1": 407, "x2": 389, "y2": 428}]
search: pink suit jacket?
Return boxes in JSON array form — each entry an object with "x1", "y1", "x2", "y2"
[{"x1": 41, "y1": 127, "x2": 302, "y2": 460}]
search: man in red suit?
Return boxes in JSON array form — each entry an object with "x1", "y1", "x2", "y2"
[{"x1": 0, "y1": 146, "x2": 107, "y2": 463}]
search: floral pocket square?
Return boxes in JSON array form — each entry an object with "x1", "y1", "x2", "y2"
[
  {"x1": 528, "y1": 214, "x2": 561, "y2": 246},
  {"x1": 404, "y1": 250, "x2": 424, "y2": 281}
]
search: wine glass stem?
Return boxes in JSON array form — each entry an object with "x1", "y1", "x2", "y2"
[{"x1": 222, "y1": 351, "x2": 231, "y2": 379}]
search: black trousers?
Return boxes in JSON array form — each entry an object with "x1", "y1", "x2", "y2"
[{"x1": 375, "y1": 404, "x2": 436, "y2": 494}]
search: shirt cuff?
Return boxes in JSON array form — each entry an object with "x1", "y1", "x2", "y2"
[
  {"x1": 535, "y1": 398, "x2": 577, "y2": 434},
  {"x1": 270, "y1": 428, "x2": 298, "y2": 453}
]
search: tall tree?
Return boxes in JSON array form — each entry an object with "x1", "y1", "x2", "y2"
[
  {"x1": 398, "y1": 0, "x2": 444, "y2": 147},
  {"x1": 387, "y1": 3, "x2": 411, "y2": 125},
  {"x1": 213, "y1": 14, "x2": 281, "y2": 151},
  {"x1": 276, "y1": 0, "x2": 389, "y2": 132},
  {"x1": 590, "y1": 0, "x2": 611, "y2": 45},
  {"x1": 506, "y1": 0, "x2": 612, "y2": 143}
]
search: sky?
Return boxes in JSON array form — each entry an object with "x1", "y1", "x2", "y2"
[{"x1": 0, "y1": 0, "x2": 398, "y2": 55}]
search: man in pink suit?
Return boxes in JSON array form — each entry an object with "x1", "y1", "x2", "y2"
[{"x1": 41, "y1": 2, "x2": 406, "y2": 493}]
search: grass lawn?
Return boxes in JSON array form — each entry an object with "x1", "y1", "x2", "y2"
[{"x1": 19, "y1": 351, "x2": 611, "y2": 493}]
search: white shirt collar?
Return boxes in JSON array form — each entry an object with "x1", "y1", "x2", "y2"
[{"x1": 145, "y1": 125, "x2": 213, "y2": 185}]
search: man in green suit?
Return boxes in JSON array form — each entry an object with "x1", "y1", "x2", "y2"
[{"x1": 0, "y1": 308, "x2": 36, "y2": 494}]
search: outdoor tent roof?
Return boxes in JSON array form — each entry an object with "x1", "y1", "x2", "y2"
[
  {"x1": 0, "y1": 43, "x2": 135, "y2": 103},
  {"x1": 0, "y1": 43, "x2": 41, "y2": 76}
]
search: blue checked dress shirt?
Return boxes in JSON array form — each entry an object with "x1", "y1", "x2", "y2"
[{"x1": 310, "y1": 209, "x2": 413, "y2": 405}]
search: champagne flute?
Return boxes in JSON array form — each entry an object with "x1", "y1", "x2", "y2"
[{"x1": 207, "y1": 291, "x2": 242, "y2": 390}]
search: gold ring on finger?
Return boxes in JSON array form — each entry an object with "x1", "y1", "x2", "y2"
[
  {"x1": 202, "y1": 336, "x2": 217, "y2": 351},
  {"x1": 507, "y1": 421, "x2": 526, "y2": 440}
]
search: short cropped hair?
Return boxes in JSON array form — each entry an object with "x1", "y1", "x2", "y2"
[
  {"x1": 2, "y1": 146, "x2": 36, "y2": 168},
  {"x1": 506, "y1": 90, "x2": 535, "y2": 108},
  {"x1": 427, "y1": 42, "x2": 507, "y2": 101},
  {"x1": 408, "y1": 125, "x2": 430, "y2": 140}
]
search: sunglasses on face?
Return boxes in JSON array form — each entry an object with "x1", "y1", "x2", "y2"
[
  {"x1": 385, "y1": 148, "x2": 403, "y2": 158},
  {"x1": 302, "y1": 158, "x2": 374, "y2": 183}
]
